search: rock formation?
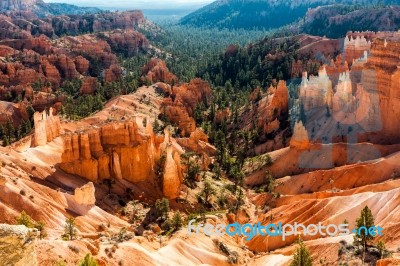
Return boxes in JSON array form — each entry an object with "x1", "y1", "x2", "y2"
[
  {"x1": 176, "y1": 128, "x2": 217, "y2": 156},
  {"x1": 161, "y1": 78, "x2": 211, "y2": 137},
  {"x1": 80, "y1": 77, "x2": 98, "y2": 95},
  {"x1": 162, "y1": 145, "x2": 183, "y2": 199},
  {"x1": 102, "y1": 29, "x2": 149, "y2": 57},
  {"x1": 74, "y1": 56, "x2": 89, "y2": 75},
  {"x1": 32, "y1": 107, "x2": 61, "y2": 147},
  {"x1": 290, "y1": 121, "x2": 310, "y2": 149},
  {"x1": 142, "y1": 58, "x2": 178, "y2": 85},
  {"x1": 60, "y1": 118, "x2": 185, "y2": 199},
  {"x1": 104, "y1": 64, "x2": 122, "y2": 83},
  {"x1": 361, "y1": 36, "x2": 400, "y2": 143},
  {"x1": 0, "y1": 224, "x2": 38, "y2": 266},
  {"x1": 0, "y1": 101, "x2": 29, "y2": 128},
  {"x1": 344, "y1": 34, "x2": 372, "y2": 65},
  {"x1": 299, "y1": 67, "x2": 333, "y2": 111},
  {"x1": 270, "y1": 80, "x2": 289, "y2": 116},
  {"x1": 74, "y1": 182, "x2": 96, "y2": 206}
]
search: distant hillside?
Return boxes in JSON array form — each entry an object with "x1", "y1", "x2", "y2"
[
  {"x1": 180, "y1": 0, "x2": 400, "y2": 30},
  {"x1": 299, "y1": 5, "x2": 400, "y2": 38},
  {"x1": 43, "y1": 3, "x2": 101, "y2": 15},
  {"x1": 0, "y1": 0, "x2": 101, "y2": 16}
]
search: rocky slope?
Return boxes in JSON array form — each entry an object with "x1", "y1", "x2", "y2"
[
  {"x1": 0, "y1": 10, "x2": 151, "y2": 131},
  {"x1": 180, "y1": 0, "x2": 400, "y2": 30},
  {"x1": 0, "y1": 0, "x2": 100, "y2": 17},
  {"x1": 160, "y1": 78, "x2": 212, "y2": 137},
  {"x1": 0, "y1": 224, "x2": 38, "y2": 265},
  {"x1": 1, "y1": 3, "x2": 400, "y2": 264},
  {"x1": 240, "y1": 31, "x2": 400, "y2": 264},
  {"x1": 0, "y1": 81, "x2": 227, "y2": 265},
  {"x1": 300, "y1": 5, "x2": 400, "y2": 38}
]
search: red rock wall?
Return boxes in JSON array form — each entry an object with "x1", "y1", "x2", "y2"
[
  {"x1": 161, "y1": 78, "x2": 211, "y2": 137},
  {"x1": 60, "y1": 119, "x2": 189, "y2": 199},
  {"x1": 142, "y1": 58, "x2": 177, "y2": 84}
]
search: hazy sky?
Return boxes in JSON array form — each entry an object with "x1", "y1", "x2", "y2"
[{"x1": 43, "y1": 0, "x2": 214, "y2": 9}]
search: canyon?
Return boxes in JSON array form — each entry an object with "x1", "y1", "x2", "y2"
[
  {"x1": 0, "y1": 2, "x2": 400, "y2": 265},
  {"x1": 0, "y1": 9, "x2": 150, "y2": 127}
]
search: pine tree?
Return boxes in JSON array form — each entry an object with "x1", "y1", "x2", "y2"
[
  {"x1": 172, "y1": 211, "x2": 183, "y2": 231},
  {"x1": 235, "y1": 188, "x2": 244, "y2": 213},
  {"x1": 2, "y1": 136, "x2": 9, "y2": 147},
  {"x1": 78, "y1": 253, "x2": 98, "y2": 266},
  {"x1": 153, "y1": 118, "x2": 160, "y2": 133},
  {"x1": 16, "y1": 125, "x2": 22, "y2": 140},
  {"x1": 299, "y1": 103, "x2": 307, "y2": 125},
  {"x1": 16, "y1": 210, "x2": 33, "y2": 228},
  {"x1": 155, "y1": 198, "x2": 170, "y2": 221},
  {"x1": 5, "y1": 120, "x2": 15, "y2": 142},
  {"x1": 289, "y1": 238, "x2": 313, "y2": 266},
  {"x1": 377, "y1": 240, "x2": 387, "y2": 259},
  {"x1": 64, "y1": 217, "x2": 77, "y2": 240},
  {"x1": 265, "y1": 170, "x2": 276, "y2": 193},
  {"x1": 200, "y1": 179, "x2": 215, "y2": 205},
  {"x1": 354, "y1": 206, "x2": 375, "y2": 262}
]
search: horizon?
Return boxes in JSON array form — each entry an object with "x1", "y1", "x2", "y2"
[{"x1": 43, "y1": 0, "x2": 214, "y2": 10}]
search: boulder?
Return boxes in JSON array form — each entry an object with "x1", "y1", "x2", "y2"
[{"x1": 74, "y1": 182, "x2": 96, "y2": 206}]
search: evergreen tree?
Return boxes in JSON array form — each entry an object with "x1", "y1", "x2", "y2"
[
  {"x1": 264, "y1": 170, "x2": 276, "y2": 193},
  {"x1": 289, "y1": 238, "x2": 313, "y2": 266},
  {"x1": 64, "y1": 217, "x2": 77, "y2": 240},
  {"x1": 2, "y1": 136, "x2": 10, "y2": 147},
  {"x1": 103, "y1": 179, "x2": 115, "y2": 194},
  {"x1": 155, "y1": 198, "x2": 170, "y2": 221},
  {"x1": 78, "y1": 253, "x2": 98, "y2": 266},
  {"x1": 171, "y1": 211, "x2": 183, "y2": 231},
  {"x1": 16, "y1": 210, "x2": 33, "y2": 228},
  {"x1": 200, "y1": 179, "x2": 215, "y2": 205},
  {"x1": 5, "y1": 120, "x2": 15, "y2": 141},
  {"x1": 353, "y1": 206, "x2": 375, "y2": 262},
  {"x1": 377, "y1": 240, "x2": 389, "y2": 259}
]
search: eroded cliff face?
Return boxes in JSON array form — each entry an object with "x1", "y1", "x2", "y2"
[
  {"x1": 0, "y1": 224, "x2": 38, "y2": 266},
  {"x1": 80, "y1": 77, "x2": 98, "y2": 95},
  {"x1": 0, "y1": 11, "x2": 151, "y2": 115},
  {"x1": 142, "y1": 58, "x2": 178, "y2": 85},
  {"x1": 363, "y1": 36, "x2": 400, "y2": 143},
  {"x1": 0, "y1": 10, "x2": 146, "y2": 37},
  {"x1": 32, "y1": 107, "x2": 61, "y2": 147},
  {"x1": 344, "y1": 33, "x2": 372, "y2": 65},
  {"x1": 161, "y1": 78, "x2": 212, "y2": 137},
  {"x1": 299, "y1": 67, "x2": 333, "y2": 111},
  {"x1": 59, "y1": 117, "x2": 185, "y2": 199},
  {"x1": 176, "y1": 128, "x2": 217, "y2": 156},
  {"x1": 60, "y1": 119, "x2": 159, "y2": 183},
  {"x1": 295, "y1": 34, "x2": 400, "y2": 145},
  {"x1": 0, "y1": 0, "x2": 39, "y2": 11},
  {"x1": 233, "y1": 80, "x2": 290, "y2": 154},
  {"x1": 290, "y1": 121, "x2": 310, "y2": 149}
]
